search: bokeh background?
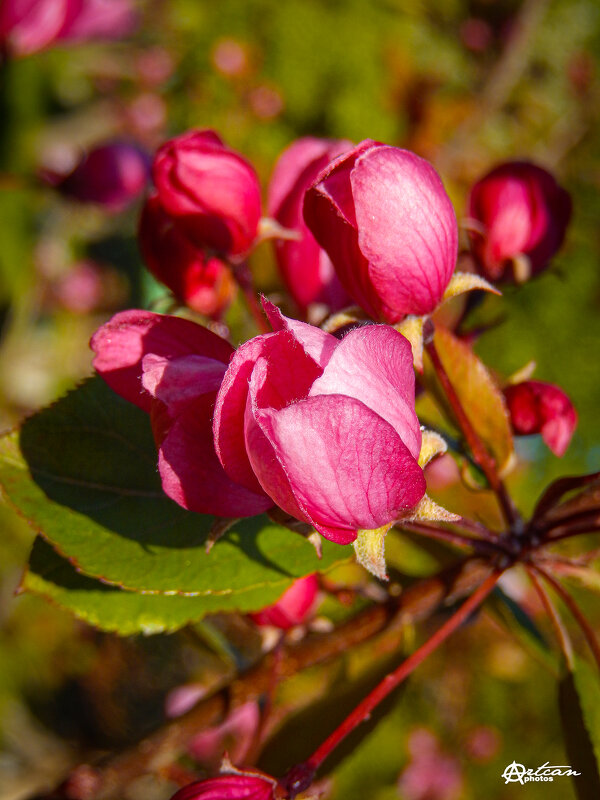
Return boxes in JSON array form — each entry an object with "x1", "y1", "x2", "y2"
[{"x1": 1, "y1": 1, "x2": 599, "y2": 798}]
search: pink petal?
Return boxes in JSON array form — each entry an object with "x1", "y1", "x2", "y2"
[
  {"x1": 91, "y1": 310, "x2": 233, "y2": 411},
  {"x1": 267, "y1": 137, "x2": 343, "y2": 218},
  {"x1": 254, "y1": 394, "x2": 426, "y2": 533},
  {"x1": 158, "y1": 393, "x2": 272, "y2": 517},
  {"x1": 141, "y1": 353, "x2": 227, "y2": 415},
  {"x1": 310, "y1": 324, "x2": 422, "y2": 459},
  {"x1": 261, "y1": 297, "x2": 337, "y2": 368},
  {"x1": 351, "y1": 146, "x2": 458, "y2": 319},
  {"x1": 251, "y1": 573, "x2": 319, "y2": 629},
  {"x1": 213, "y1": 334, "x2": 275, "y2": 494}
]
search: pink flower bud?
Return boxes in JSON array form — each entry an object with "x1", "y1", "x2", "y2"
[
  {"x1": 0, "y1": 0, "x2": 76, "y2": 56},
  {"x1": 0, "y1": 0, "x2": 137, "y2": 57},
  {"x1": 250, "y1": 574, "x2": 319, "y2": 630},
  {"x1": 139, "y1": 194, "x2": 235, "y2": 318},
  {"x1": 304, "y1": 140, "x2": 458, "y2": 323},
  {"x1": 267, "y1": 137, "x2": 352, "y2": 315},
  {"x1": 92, "y1": 302, "x2": 425, "y2": 545},
  {"x1": 170, "y1": 772, "x2": 276, "y2": 800},
  {"x1": 213, "y1": 300, "x2": 426, "y2": 543},
  {"x1": 54, "y1": 141, "x2": 150, "y2": 211},
  {"x1": 467, "y1": 161, "x2": 571, "y2": 281},
  {"x1": 504, "y1": 380, "x2": 577, "y2": 457},
  {"x1": 152, "y1": 130, "x2": 262, "y2": 258},
  {"x1": 90, "y1": 310, "x2": 272, "y2": 518},
  {"x1": 57, "y1": 0, "x2": 137, "y2": 43}
]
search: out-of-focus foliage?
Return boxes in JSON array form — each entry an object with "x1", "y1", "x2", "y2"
[{"x1": 0, "y1": 0, "x2": 599, "y2": 798}]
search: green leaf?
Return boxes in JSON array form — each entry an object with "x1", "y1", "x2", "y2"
[
  {"x1": 423, "y1": 326, "x2": 514, "y2": 473},
  {"x1": 23, "y1": 537, "x2": 299, "y2": 635},
  {"x1": 559, "y1": 657, "x2": 600, "y2": 800},
  {"x1": 0, "y1": 378, "x2": 349, "y2": 597}
]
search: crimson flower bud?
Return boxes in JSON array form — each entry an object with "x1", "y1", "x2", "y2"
[
  {"x1": 267, "y1": 137, "x2": 352, "y2": 315},
  {"x1": 304, "y1": 140, "x2": 458, "y2": 323},
  {"x1": 54, "y1": 141, "x2": 150, "y2": 211},
  {"x1": 250, "y1": 573, "x2": 319, "y2": 630},
  {"x1": 139, "y1": 194, "x2": 235, "y2": 318},
  {"x1": 170, "y1": 773, "x2": 276, "y2": 800},
  {"x1": 504, "y1": 380, "x2": 577, "y2": 457},
  {"x1": 0, "y1": 0, "x2": 136, "y2": 57},
  {"x1": 467, "y1": 161, "x2": 571, "y2": 282},
  {"x1": 152, "y1": 130, "x2": 262, "y2": 258}
]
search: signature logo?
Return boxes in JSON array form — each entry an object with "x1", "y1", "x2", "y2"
[{"x1": 502, "y1": 761, "x2": 581, "y2": 784}]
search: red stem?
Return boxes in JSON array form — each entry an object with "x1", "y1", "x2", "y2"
[
  {"x1": 533, "y1": 564, "x2": 600, "y2": 672},
  {"x1": 423, "y1": 325, "x2": 521, "y2": 533},
  {"x1": 400, "y1": 520, "x2": 506, "y2": 555},
  {"x1": 526, "y1": 566, "x2": 574, "y2": 670},
  {"x1": 293, "y1": 570, "x2": 500, "y2": 782},
  {"x1": 231, "y1": 262, "x2": 270, "y2": 333}
]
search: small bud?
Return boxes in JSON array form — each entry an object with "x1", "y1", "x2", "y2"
[
  {"x1": 152, "y1": 129, "x2": 262, "y2": 257},
  {"x1": 139, "y1": 194, "x2": 236, "y2": 318},
  {"x1": 169, "y1": 772, "x2": 276, "y2": 800},
  {"x1": 467, "y1": 161, "x2": 571, "y2": 282},
  {"x1": 250, "y1": 574, "x2": 319, "y2": 630},
  {"x1": 53, "y1": 141, "x2": 150, "y2": 211},
  {"x1": 504, "y1": 380, "x2": 577, "y2": 457}
]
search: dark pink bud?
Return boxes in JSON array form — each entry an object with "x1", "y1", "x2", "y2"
[
  {"x1": 304, "y1": 140, "x2": 458, "y2": 323},
  {"x1": 250, "y1": 573, "x2": 319, "y2": 630},
  {"x1": 152, "y1": 130, "x2": 262, "y2": 257},
  {"x1": 0, "y1": 0, "x2": 78, "y2": 56},
  {"x1": 55, "y1": 141, "x2": 150, "y2": 211},
  {"x1": 91, "y1": 310, "x2": 272, "y2": 517},
  {"x1": 268, "y1": 137, "x2": 352, "y2": 315},
  {"x1": 504, "y1": 380, "x2": 577, "y2": 457},
  {"x1": 170, "y1": 772, "x2": 276, "y2": 800},
  {"x1": 0, "y1": 0, "x2": 137, "y2": 56},
  {"x1": 139, "y1": 194, "x2": 235, "y2": 318},
  {"x1": 57, "y1": 0, "x2": 137, "y2": 43},
  {"x1": 467, "y1": 161, "x2": 571, "y2": 281}
]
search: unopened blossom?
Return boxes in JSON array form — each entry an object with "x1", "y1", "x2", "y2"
[
  {"x1": 250, "y1": 574, "x2": 319, "y2": 630},
  {"x1": 0, "y1": 0, "x2": 136, "y2": 57},
  {"x1": 139, "y1": 193, "x2": 235, "y2": 318},
  {"x1": 214, "y1": 300, "x2": 426, "y2": 543},
  {"x1": 304, "y1": 140, "x2": 458, "y2": 323},
  {"x1": 92, "y1": 302, "x2": 425, "y2": 544},
  {"x1": 467, "y1": 161, "x2": 571, "y2": 282},
  {"x1": 52, "y1": 141, "x2": 150, "y2": 211},
  {"x1": 504, "y1": 380, "x2": 577, "y2": 457},
  {"x1": 268, "y1": 137, "x2": 352, "y2": 315},
  {"x1": 152, "y1": 129, "x2": 262, "y2": 257},
  {"x1": 91, "y1": 310, "x2": 272, "y2": 517},
  {"x1": 170, "y1": 772, "x2": 276, "y2": 800}
]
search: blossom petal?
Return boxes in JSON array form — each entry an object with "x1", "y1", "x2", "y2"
[
  {"x1": 309, "y1": 324, "x2": 422, "y2": 459},
  {"x1": 254, "y1": 394, "x2": 426, "y2": 533},
  {"x1": 261, "y1": 297, "x2": 337, "y2": 368},
  {"x1": 91, "y1": 309, "x2": 233, "y2": 411},
  {"x1": 158, "y1": 393, "x2": 272, "y2": 517},
  {"x1": 141, "y1": 354, "x2": 227, "y2": 415}
]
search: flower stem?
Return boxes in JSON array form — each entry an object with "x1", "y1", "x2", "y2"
[
  {"x1": 231, "y1": 261, "x2": 270, "y2": 333},
  {"x1": 533, "y1": 564, "x2": 600, "y2": 671},
  {"x1": 526, "y1": 566, "x2": 575, "y2": 670},
  {"x1": 423, "y1": 321, "x2": 522, "y2": 534},
  {"x1": 283, "y1": 570, "x2": 501, "y2": 795}
]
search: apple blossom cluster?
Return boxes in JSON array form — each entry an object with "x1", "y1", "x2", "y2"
[{"x1": 91, "y1": 128, "x2": 577, "y2": 562}]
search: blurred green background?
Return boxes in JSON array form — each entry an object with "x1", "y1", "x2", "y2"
[{"x1": 1, "y1": 0, "x2": 599, "y2": 798}]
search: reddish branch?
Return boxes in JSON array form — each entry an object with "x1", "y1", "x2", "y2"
[{"x1": 38, "y1": 557, "x2": 493, "y2": 800}]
